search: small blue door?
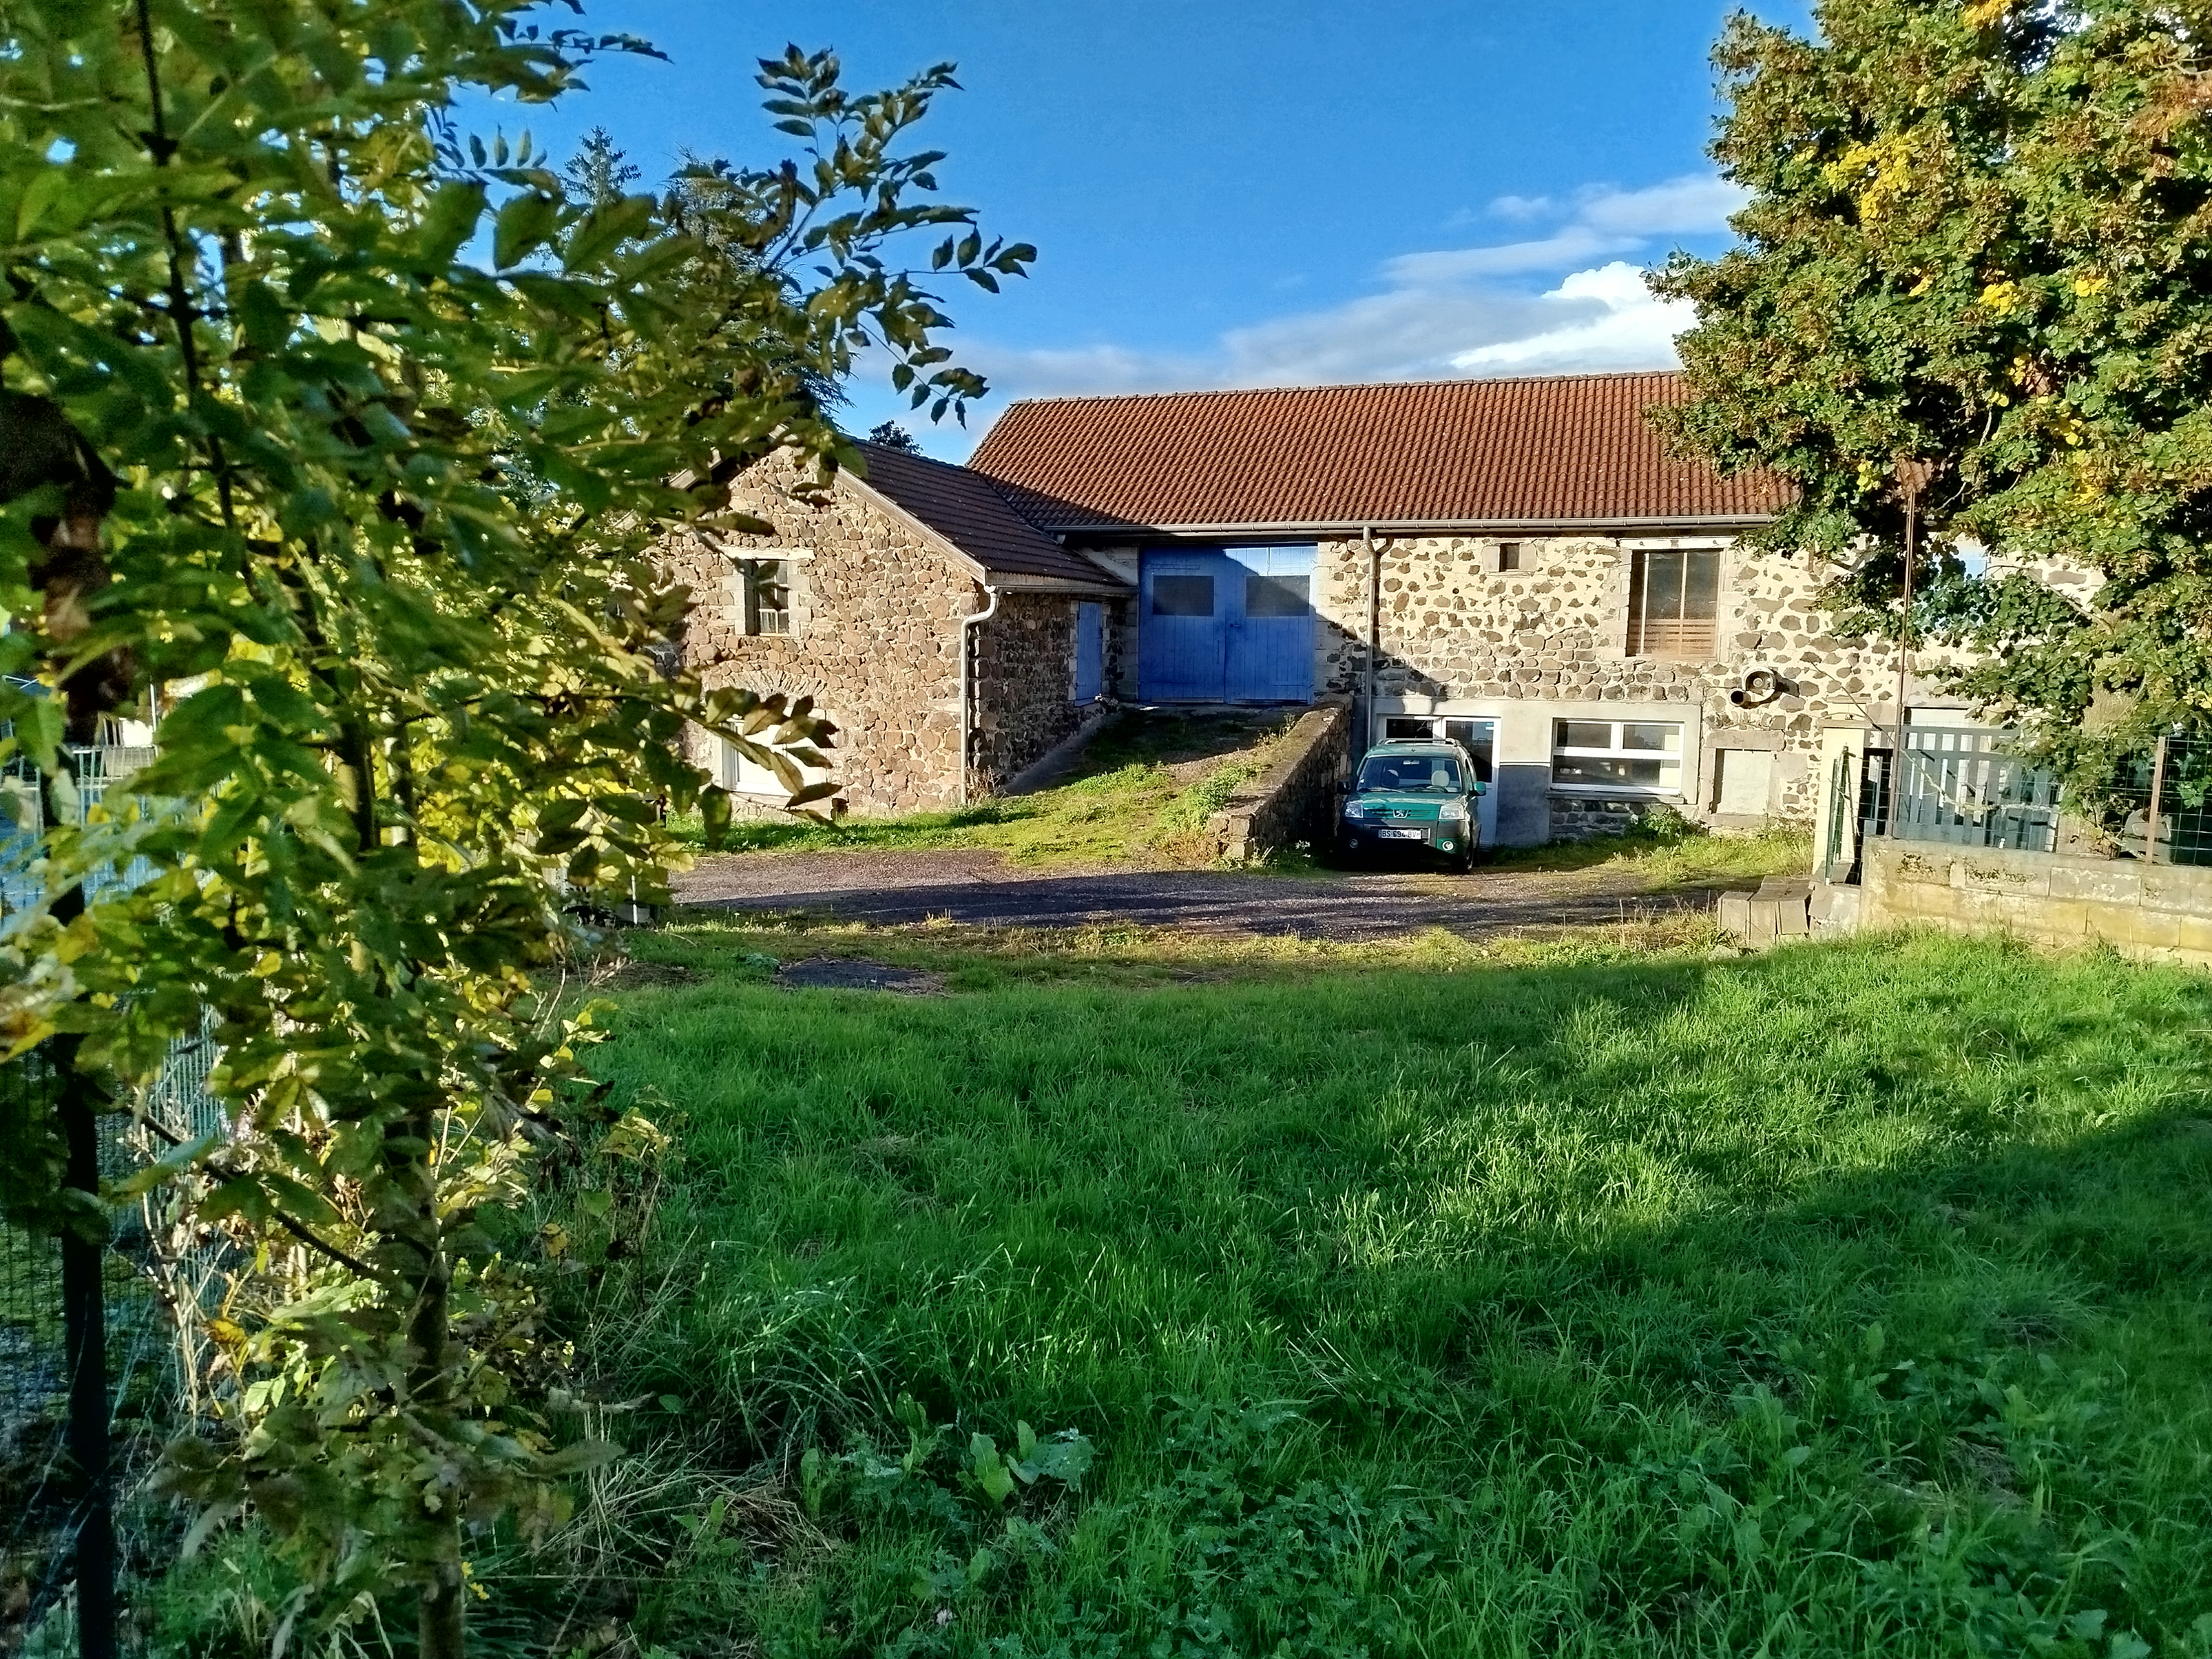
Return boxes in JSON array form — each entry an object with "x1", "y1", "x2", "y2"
[
  {"x1": 1139, "y1": 546, "x2": 1314, "y2": 703},
  {"x1": 1074, "y1": 602, "x2": 1103, "y2": 702}
]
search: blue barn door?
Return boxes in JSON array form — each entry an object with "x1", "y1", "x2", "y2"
[
  {"x1": 1225, "y1": 545, "x2": 1315, "y2": 702},
  {"x1": 1139, "y1": 552, "x2": 1227, "y2": 701},
  {"x1": 1140, "y1": 546, "x2": 1316, "y2": 703}
]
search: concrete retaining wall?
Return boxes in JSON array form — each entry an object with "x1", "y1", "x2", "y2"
[
  {"x1": 1211, "y1": 706, "x2": 1349, "y2": 864},
  {"x1": 1862, "y1": 838, "x2": 2212, "y2": 965}
]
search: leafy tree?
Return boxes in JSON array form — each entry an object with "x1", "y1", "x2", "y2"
[
  {"x1": 1653, "y1": 0, "x2": 2212, "y2": 782},
  {"x1": 867, "y1": 420, "x2": 924, "y2": 452},
  {"x1": 0, "y1": 6, "x2": 1029, "y2": 1653},
  {"x1": 563, "y1": 124, "x2": 641, "y2": 208}
]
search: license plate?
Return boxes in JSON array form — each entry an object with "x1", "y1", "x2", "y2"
[{"x1": 1378, "y1": 827, "x2": 1425, "y2": 841}]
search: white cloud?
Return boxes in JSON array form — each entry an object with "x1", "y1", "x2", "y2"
[
  {"x1": 1572, "y1": 173, "x2": 1747, "y2": 236},
  {"x1": 934, "y1": 172, "x2": 1738, "y2": 445},
  {"x1": 1485, "y1": 191, "x2": 1557, "y2": 221},
  {"x1": 1448, "y1": 263, "x2": 1697, "y2": 374}
]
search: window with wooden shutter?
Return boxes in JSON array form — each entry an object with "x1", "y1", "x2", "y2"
[
  {"x1": 741, "y1": 558, "x2": 792, "y2": 636},
  {"x1": 1626, "y1": 547, "x2": 1720, "y2": 659}
]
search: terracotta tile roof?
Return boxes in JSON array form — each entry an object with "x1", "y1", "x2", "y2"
[
  {"x1": 967, "y1": 372, "x2": 1791, "y2": 532},
  {"x1": 847, "y1": 442, "x2": 1124, "y2": 587}
]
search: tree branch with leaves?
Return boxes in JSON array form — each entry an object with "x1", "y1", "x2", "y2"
[{"x1": 0, "y1": 6, "x2": 1027, "y2": 1653}]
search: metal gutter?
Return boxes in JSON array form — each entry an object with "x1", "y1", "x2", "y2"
[
  {"x1": 1043, "y1": 513, "x2": 1777, "y2": 538},
  {"x1": 956, "y1": 582, "x2": 1001, "y2": 806}
]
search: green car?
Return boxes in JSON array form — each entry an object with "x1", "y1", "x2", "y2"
[{"x1": 1339, "y1": 739, "x2": 1484, "y2": 870}]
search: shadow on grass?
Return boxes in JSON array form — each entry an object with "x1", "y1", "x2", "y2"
[{"x1": 528, "y1": 930, "x2": 2212, "y2": 1658}]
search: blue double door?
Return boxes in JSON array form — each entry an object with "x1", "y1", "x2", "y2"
[{"x1": 1139, "y1": 545, "x2": 1316, "y2": 703}]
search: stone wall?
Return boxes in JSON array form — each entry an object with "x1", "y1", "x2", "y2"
[
  {"x1": 971, "y1": 591, "x2": 1130, "y2": 794},
  {"x1": 1861, "y1": 837, "x2": 2212, "y2": 966},
  {"x1": 661, "y1": 455, "x2": 1123, "y2": 816},
  {"x1": 1309, "y1": 532, "x2": 1900, "y2": 839},
  {"x1": 1210, "y1": 706, "x2": 1349, "y2": 863}
]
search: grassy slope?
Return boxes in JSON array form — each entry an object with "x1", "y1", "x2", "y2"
[
  {"x1": 675, "y1": 705, "x2": 1812, "y2": 888},
  {"x1": 671, "y1": 710, "x2": 1296, "y2": 867},
  {"x1": 550, "y1": 926, "x2": 2212, "y2": 1659}
]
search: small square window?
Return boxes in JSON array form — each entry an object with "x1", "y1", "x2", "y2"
[
  {"x1": 1152, "y1": 575, "x2": 1215, "y2": 617},
  {"x1": 742, "y1": 558, "x2": 792, "y2": 637},
  {"x1": 1497, "y1": 541, "x2": 1521, "y2": 573},
  {"x1": 1245, "y1": 573, "x2": 1310, "y2": 617}
]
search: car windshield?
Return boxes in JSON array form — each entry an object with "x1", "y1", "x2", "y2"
[{"x1": 1357, "y1": 753, "x2": 1463, "y2": 792}]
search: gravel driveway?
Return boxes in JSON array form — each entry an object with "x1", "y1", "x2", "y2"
[{"x1": 672, "y1": 849, "x2": 1730, "y2": 942}]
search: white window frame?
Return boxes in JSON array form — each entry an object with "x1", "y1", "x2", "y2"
[
  {"x1": 739, "y1": 556, "x2": 795, "y2": 637},
  {"x1": 721, "y1": 733, "x2": 833, "y2": 799},
  {"x1": 1551, "y1": 718, "x2": 1686, "y2": 797}
]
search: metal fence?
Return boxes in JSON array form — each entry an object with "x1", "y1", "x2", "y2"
[
  {"x1": 2, "y1": 742, "x2": 159, "y2": 917},
  {"x1": 1, "y1": 1026, "x2": 225, "y2": 1652},
  {"x1": 1885, "y1": 727, "x2": 2065, "y2": 853},
  {"x1": 2111, "y1": 734, "x2": 2212, "y2": 865},
  {"x1": 2, "y1": 731, "x2": 221, "y2": 1653},
  {"x1": 1837, "y1": 726, "x2": 2212, "y2": 872}
]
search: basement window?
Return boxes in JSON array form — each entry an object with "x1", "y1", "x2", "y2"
[
  {"x1": 1552, "y1": 719, "x2": 1683, "y2": 795},
  {"x1": 741, "y1": 557, "x2": 792, "y2": 636},
  {"x1": 1627, "y1": 547, "x2": 1719, "y2": 659}
]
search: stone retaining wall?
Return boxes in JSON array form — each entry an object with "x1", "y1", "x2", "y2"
[
  {"x1": 1862, "y1": 838, "x2": 2212, "y2": 965},
  {"x1": 1210, "y1": 706, "x2": 1349, "y2": 864}
]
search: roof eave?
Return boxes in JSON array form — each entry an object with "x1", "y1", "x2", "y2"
[
  {"x1": 984, "y1": 575, "x2": 1131, "y2": 595},
  {"x1": 1045, "y1": 512, "x2": 1783, "y2": 538}
]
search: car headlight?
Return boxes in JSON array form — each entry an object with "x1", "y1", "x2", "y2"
[
  {"x1": 1343, "y1": 800, "x2": 1368, "y2": 821},
  {"x1": 1438, "y1": 799, "x2": 1468, "y2": 823}
]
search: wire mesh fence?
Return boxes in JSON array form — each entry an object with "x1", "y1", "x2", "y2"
[
  {"x1": 2110, "y1": 734, "x2": 2212, "y2": 864},
  {"x1": 2, "y1": 721, "x2": 221, "y2": 1651},
  {"x1": 0, "y1": 1024, "x2": 224, "y2": 1653}
]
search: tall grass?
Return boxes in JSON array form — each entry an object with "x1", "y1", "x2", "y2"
[{"x1": 519, "y1": 927, "x2": 2212, "y2": 1658}]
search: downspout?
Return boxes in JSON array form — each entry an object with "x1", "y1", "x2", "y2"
[
  {"x1": 1362, "y1": 525, "x2": 1379, "y2": 748},
  {"x1": 957, "y1": 580, "x2": 1001, "y2": 806}
]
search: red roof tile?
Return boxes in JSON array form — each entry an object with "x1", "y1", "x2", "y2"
[
  {"x1": 848, "y1": 442, "x2": 1124, "y2": 587},
  {"x1": 967, "y1": 372, "x2": 1790, "y2": 532}
]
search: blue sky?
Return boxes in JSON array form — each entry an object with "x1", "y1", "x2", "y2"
[{"x1": 484, "y1": 1, "x2": 1811, "y2": 456}]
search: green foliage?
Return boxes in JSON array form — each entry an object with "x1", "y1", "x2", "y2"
[
  {"x1": 1655, "y1": 0, "x2": 2212, "y2": 767},
  {"x1": 542, "y1": 927, "x2": 2212, "y2": 1656},
  {"x1": 0, "y1": 0, "x2": 1025, "y2": 1647}
]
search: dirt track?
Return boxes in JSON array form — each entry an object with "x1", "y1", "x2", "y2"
[{"x1": 672, "y1": 849, "x2": 1730, "y2": 942}]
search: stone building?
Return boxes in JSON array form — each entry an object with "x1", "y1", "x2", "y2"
[
  {"x1": 968, "y1": 372, "x2": 1905, "y2": 846},
  {"x1": 680, "y1": 371, "x2": 1923, "y2": 845},
  {"x1": 667, "y1": 442, "x2": 1130, "y2": 816}
]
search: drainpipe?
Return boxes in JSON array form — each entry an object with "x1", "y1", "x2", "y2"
[
  {"x1": 1362, "y1": 525, "x2": 1379, "y2": 748},
  {"x1": 957, "y1": 581, "x2": 1001, "y2": 805}
]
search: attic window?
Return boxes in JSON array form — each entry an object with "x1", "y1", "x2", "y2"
[
  {"x1": 1627, "y1": 547, "x2": 1719, "y2": 659},
  {"x1": 741, "y1": 558, "x2": 792, "y2": 636},
  {"x1": 1497, "y1": 541, "x2": 1520, "y2": 573}
]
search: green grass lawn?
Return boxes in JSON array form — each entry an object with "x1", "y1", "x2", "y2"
[
  {"x1": 670, "y1": 709, "x2": 1298, "y2": 867},
  {"x1": 505, "y1": 921, "x2": 2212, "y2": 1659}
]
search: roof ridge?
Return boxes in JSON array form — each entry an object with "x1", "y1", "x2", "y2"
[{"x1": 987, "y1": 369, "x2": 1685, "y2": 414}]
